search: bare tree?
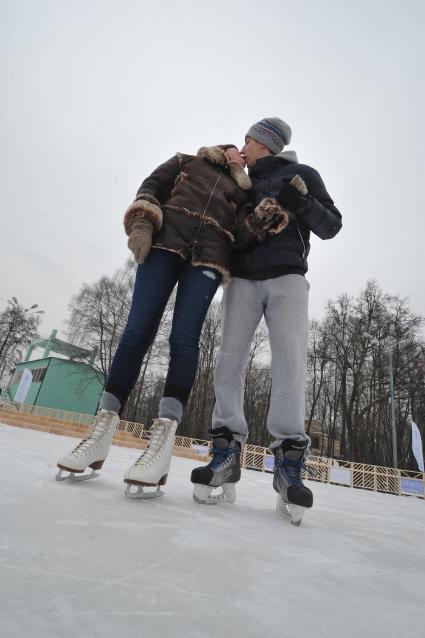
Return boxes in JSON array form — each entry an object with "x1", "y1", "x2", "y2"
[
  {"x1": 305, "y1": 280, "x2": 425, "y2": 468},
  {"x1": 0, "y1": 298, "x2": 44, "y2": 385},
  {"x1": 66, "y1": 260, "x2": 136, "y2": 381},
  {"x1": 182, "y1": 300, "x2": 223, "y2": 438},
  {"x1": 244, "y1": 321, "x2": 271, "y2": 445}
]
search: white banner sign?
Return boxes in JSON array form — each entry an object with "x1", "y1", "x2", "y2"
[
  {"x1": 14, "y1": 368, "x2": 33, "y2": 403},
  {"x1": 411, "y1": 420, "x2": 424, "y2": 472},
  {"x1": 191, "y1": 444, "x2": 209, "y2": 457},
  {"x1": 264, "y1": 455, "x2": 275, "y2": 472},
  {"x1": 329, "y1": 466, "x2": 353, "y2": 486}
]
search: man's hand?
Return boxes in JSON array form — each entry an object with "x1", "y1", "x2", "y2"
[
  {"x1": 276, "y1": 175, "x2": 308, "y2": 212},
  {"x1": 127, "y1": 217, "x2": 153, "y2": 264}
]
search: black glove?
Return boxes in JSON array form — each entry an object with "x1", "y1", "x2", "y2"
[{"x1": 276, "y1": 175, "x2": 308, "y2": 212}]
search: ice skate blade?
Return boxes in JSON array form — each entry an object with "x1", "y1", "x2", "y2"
[
  {"x1": 276, "y1": 495, "x2": 304, "y2": 526},
  {"x1": 125, "y1": 484, "x2": 164, "y2": 499},
  {"x1": 55, "y1": 468, "x2": 100, "y2": 482},
  {"x1": 193, "y1": 483, "x2": 236, "y2": 505}
]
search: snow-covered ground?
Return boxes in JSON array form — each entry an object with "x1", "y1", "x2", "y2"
[{"x1": 1, "y1": 423, "x2": 424, "y2": 638}]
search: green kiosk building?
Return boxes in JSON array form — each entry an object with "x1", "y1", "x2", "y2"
[{"x1": 8, "y1": 330, "x2": 103, "y2": 415}]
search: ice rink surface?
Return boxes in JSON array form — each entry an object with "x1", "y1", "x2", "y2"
[{"x1": 1, "y1": 422, "x2": 424, "y2": 638}]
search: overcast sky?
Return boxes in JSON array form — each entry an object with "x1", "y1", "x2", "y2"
[{"x1": 1, "y1": 0, "x2": 424, "y2": 340}]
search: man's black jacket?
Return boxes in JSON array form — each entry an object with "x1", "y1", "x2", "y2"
[{"x1": 232, "y1": 151, "x2": 342, "y2": 279}]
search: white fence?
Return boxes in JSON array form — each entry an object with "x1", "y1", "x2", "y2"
[{"x1": 0, "y1": 400, "x2": 423, "y2": 499}]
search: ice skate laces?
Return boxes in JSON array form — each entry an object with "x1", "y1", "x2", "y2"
[
  {"x1": 210, "y1": 446, "x2": 236, "y2": 470},
  {"x1": 276, "y1": 457, "x2": 305, "y2": 486},
  {"x1": 133, "y1": 420, "x2": 169, "y2": 468},
  {"x1": 72, "y1": 413, "x2": 111, "y2": 454}
]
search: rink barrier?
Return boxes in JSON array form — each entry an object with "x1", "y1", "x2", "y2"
[{"x1": 0, "y1": 401, "x2": 423, "y2": 498}]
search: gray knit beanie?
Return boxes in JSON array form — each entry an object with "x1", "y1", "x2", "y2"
[{"x1": 245, "y1": 117, "x2": 292, "y2": 154}]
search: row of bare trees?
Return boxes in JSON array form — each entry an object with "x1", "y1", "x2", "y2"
[
  {"x1": 66, "y1": 264, "x2": 425, "y2": 469},
  {"x1": 306, "y1": 281, "x2": 425, "y2": 469}
]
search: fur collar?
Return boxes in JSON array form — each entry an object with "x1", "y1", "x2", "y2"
[
  {"x1": 228, "y1": 161, "x2": 251, "y2": 190},
  {"x1": 196, "y1": 146, "x2": 251, "y2": 190},
  {"x1": 197, "y1": 145, "x2": 228, "y2": 166}
]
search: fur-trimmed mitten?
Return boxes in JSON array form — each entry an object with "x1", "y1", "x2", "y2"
[
  {"x1": 127, "y1": 218, "x2": 153, "y2": 264},
  {"x1": 245, "y1": 198, "x2": 289, "y2": 241},
  {"x1": 123, "y1": 196, "x2": 163, "y2": 235},
  {"x1": 276, "y1": 175, "x2": 308, "y2": 212}
]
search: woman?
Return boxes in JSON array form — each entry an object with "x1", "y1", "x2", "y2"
[{"x1": 56, "y1": 144, "x2": 255, "y2": 496}]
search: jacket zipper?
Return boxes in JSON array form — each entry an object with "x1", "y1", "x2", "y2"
[
  {"x1": 190, "y1": 174, "x2": 221, "y2": 257},
  {"x1": 296, "y1": 225, "x2": 306, "y2": 260},
  {"x1": 262, "y1": 177, "x2": 272, "y2": 270}
]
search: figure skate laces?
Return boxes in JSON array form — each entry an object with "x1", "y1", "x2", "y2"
[
  {"x1": 124, "y1": 418, "x2": 177, "y2": 499},
  {"x1": 56, "y1": 410, "x2": 119, "y2": 481}
]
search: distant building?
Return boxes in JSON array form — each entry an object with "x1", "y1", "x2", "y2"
[
  {"x1": 8, "y1": 330, "x2": 103, "y2": 415},
  {"x1": 308, "y1": 419, "x2": 341, "y2": 458}
]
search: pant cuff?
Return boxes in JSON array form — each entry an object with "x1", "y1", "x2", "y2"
[
  {"x1": 159, "y1": 396, "x2": 183, "y2": 423},
  {"x1": 99, "y1": 391, "x2": 122, "y2": 414}
]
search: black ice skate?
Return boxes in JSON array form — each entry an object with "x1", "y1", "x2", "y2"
[
  {"x1": 272, "y1": 439, "x2": 313, "y2": 526},
  {"x1": 191, "y1": 426, "x2": 241, "y2": 504}
]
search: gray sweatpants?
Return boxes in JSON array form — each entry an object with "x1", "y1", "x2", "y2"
[{"x1": 212, "y1": 274, "x2": 310, "y2": 447}]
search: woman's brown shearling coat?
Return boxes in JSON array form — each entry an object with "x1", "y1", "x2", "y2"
[{"x1": 123, "y1": 146, "x2": 252, "y2": 280}]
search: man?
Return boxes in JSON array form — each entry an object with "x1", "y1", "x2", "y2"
[{"x1": 191, "y1": 118, "x2": 342, "y2": 524}]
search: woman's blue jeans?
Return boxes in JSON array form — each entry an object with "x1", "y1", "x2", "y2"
[{"x1": 105, "y1": 248, "x2": 222, "y2": 409}]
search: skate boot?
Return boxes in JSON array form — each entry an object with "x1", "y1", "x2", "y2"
[
  {"x1": 124, "y1": 417, "x2": 178, "y2": 499},
  {"x1": 273, "y1": 438, "x2": 313, "y2": 526},
  {"x1": 191, "y1": 426, "x2": 241, "y2": 504},
  {"x1": 56, "y1": 409, "x2": 120, "y2": 481}
]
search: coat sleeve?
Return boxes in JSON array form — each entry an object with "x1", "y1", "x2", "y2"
[
  {"x1": 136, "y1": 154, "x2": 193, "y2": 206},
  {"x1": 231, "y1": 199, "x2": 258, "y2": 252},
  {"x1": 295, "y1": 167, "x2": 342, "y2": 240},
  {"x1": 123, "y1": 154, "x2": 193, "y2": 234}
]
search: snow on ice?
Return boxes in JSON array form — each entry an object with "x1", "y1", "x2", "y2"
[{"x1": 0, "y1": 423, "x2": 424, "y2": 638}]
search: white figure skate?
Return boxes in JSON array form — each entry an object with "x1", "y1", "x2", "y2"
[
  {"x1": 124, "y1": 418, "x2": 177, "y2": 499},
  {"x1": 56, "y1": 410, "x2": 119, "y2": 481}
]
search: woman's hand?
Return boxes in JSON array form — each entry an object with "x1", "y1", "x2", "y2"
[
  {"x1": 127, "y1": 218, "x2": 153, "y2": 263},
  {"x1": 246, "y1": 198, "x2": 289, "y2": 240}
]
